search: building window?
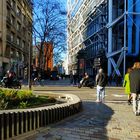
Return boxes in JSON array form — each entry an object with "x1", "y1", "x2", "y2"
[
  {"x1": 11, "y1": 0, "x2": 15, "y2": 9},
  {"x1": 11, "y1": 32, "x2": 14, "y2": 42},
  {"x1": 22, "y1": 41, "x2": 25, "y2": 49},
  {"x1": 17, "y1": 37, "x2": 20, "y2": 45},
  {"x1": 22, "y1": 14, "x2": 26, "y2": 22},
  {"x1": 10, "y1": 49, "x2": 14, "y2": 57},
  {"x1": 22, "y1": 54, "x2": 24, "y2": 61},
  {"x1": 11, "y1": 15, "x2": 15, "y2": 25},
  {"x1": 17, "y1": 21, "x2": 21, "y2": 31},
  {"x1": 16, "y1": 51, "x2": 19, "y2": 58},
  {"x1": 17, "y1": 6, "x2": 21, "y2": 16},
  {"x1": 7, "y1": 6, "x2": 11, "y2": 17}
]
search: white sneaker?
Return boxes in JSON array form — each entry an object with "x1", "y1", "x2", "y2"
[{"x1": 96, "y1": 100, "x2": 100, "y2": 103}]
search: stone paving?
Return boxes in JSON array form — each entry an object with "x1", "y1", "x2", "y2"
[{"x1": 20, "y1": 81, "x2": 140, "y2": 140}]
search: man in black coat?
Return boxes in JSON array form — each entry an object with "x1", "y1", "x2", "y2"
[
  {"x1": 129, "y1": 62, "x2": 140, "y2": 116},
  {"x1": 95, "y1": 68, "x2": 107, "y2": 103}
]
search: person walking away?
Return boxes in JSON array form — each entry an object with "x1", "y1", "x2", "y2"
[
  {"x1": 123, "y1": 68, "x2": 132, "y2": 105},
  {"x1": 96, "y1": 68, "x2": 107, "y2": 103},
  {"x1": 129, "y1": 62, "x2": 140, "y2": 116},
  {"x1": 73, "y1": 73, "x2": 77, "y2": 86},
  {"x1": 82, "y1": 72, "x2": 89, "y2": 86},
  {"x1": 69, "y1": 71, "x2": 73, "y2": 85}
]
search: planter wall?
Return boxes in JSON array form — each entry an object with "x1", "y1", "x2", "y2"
[{"x1": 0, "y1": 93, "x2": 82, "y2": 140}]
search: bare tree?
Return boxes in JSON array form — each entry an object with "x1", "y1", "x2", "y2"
[{"x1": 33, "y1": 0, "x2": 67, "y2": 70}]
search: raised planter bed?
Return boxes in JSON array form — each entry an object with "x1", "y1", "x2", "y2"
[{"x1": 0, "y1": 93, "x2": 82, "y2": 140}]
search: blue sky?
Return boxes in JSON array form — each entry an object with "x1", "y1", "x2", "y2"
[
  {"x1": 33, "y1": 0, "x2": 68, "y2": 63},
  {"x1": 59, "y1": 0, "x2": 67, "y2": 7}
]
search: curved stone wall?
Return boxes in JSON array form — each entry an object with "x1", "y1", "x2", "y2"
[{"x1": 0, "y1": 93, "x2": 82, "y2": 140}]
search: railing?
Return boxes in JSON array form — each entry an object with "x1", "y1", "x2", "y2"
[{"x1": 0, "y1": 93, "x2": 82, "y2": 140}]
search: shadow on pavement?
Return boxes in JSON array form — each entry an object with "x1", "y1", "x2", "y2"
[{"x1": 43, "y1": 101, "x2": 114, "y2": 140}]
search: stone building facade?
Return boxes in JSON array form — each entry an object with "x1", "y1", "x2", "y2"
[{"x1": 0, "y1": 0, "x2": 33, "y2": 78}]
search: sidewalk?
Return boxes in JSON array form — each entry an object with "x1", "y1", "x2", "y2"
[
  {"x1": 17, "y1": 86, "x2": 140, "y2": 140},
  {"x1": 23, "y1": 101, "x2": 140, "y2": 140}
]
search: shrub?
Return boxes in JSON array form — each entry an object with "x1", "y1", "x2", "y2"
[
  {"x1": 0, "y1": 99, "x2": 8, "y2": 109},
  {"x1": 0, "y1": 88, "x2": 33, "y2": 109},
  {"x1": 19, "y1": 101, "x2": 29, "y2": 109},
  {"x1": 16, "y1": 90, "x2": 33, "y2": 100},
  {"x1": 0, "y1": 88, "x2": 56, "y2": 109}
]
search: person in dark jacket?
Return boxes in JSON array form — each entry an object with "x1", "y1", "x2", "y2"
[
  {"x1": 129, "y1": 62, "x2": 140, "y2": 116},
  {"x1": 96, "y1": 68, "x2": 107, "y2": 103}
]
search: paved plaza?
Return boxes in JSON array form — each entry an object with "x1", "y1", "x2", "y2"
[{"x1": 19, "y1": 79, "x2": 140, "y2": 140}]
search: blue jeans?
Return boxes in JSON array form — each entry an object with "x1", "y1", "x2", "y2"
[{"x1": 96, "y1": 85, "x2": 105, "y2": 102}]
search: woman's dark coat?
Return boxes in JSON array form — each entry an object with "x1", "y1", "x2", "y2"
[{"x1": 129, "y1": 69, "x2": 140, "y2": 94}]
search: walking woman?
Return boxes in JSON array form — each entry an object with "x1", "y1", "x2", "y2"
[
  {"x1": 129, "y1": 62, "x2": 140, "y2": 116},
  {"x1": 123, "y1": 68, "x2": 132, "y2": 105}
]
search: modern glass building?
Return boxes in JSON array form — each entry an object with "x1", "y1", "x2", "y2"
[{"x1": 67, "y1": 0, "x2": 140, "y2": 79}]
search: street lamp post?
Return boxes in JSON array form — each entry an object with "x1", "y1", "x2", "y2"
[{"x1": 28, "y1": 42, "x2": 32, "y2": 90}]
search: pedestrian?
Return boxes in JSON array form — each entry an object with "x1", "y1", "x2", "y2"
[
  {"x1": 73, "y1": 73, "x2": 77, "y2": 86},
  {"x1": 95, "y1": 68, "x2": 107, "y2": 103},
  {"x1": 69, "y1": 71, "x2": 73, "y2": 85},
  {"x1": 81, "y1": 72, "x2": 89, "y2": 86},
  {"x1": 123, "y1": 68, "x2": 132, "y2": 105},
  {"x1": 129, "y1": 62, "x2": 140, "y2": 116}
]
